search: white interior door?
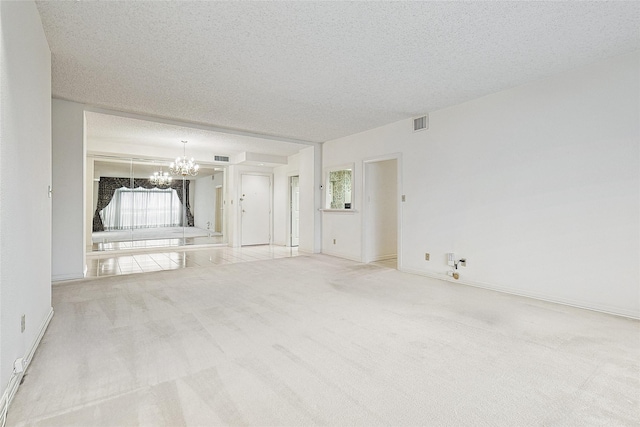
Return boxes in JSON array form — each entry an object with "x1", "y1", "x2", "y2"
[
  {"x1": 241, "y1": 174, "x2": 271, "y2": 246},
  {"x1": 290, "y1": 176, "x2": 300, "y2": 247}
]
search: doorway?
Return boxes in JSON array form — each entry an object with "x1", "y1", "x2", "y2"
[
  {"x1": 240, "y1": 174, "x2": 271, "y2": 246},
  {"x1": 215, "y1": 186, "x2": 223, "y2": 233},
  {"x1": 290, "y1": 176, "x2": 300, "y2": 247},
  {"x1": 364, "y1": 158, "x2": 399, "y2": 267}
]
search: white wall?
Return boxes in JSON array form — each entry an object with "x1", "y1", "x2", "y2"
[
  {"x1": 273, "y1": 146, "x2": 317, "y2": 252},
  {"x1": 0, "y1": 0, "x2": 53, "y2": 405},
  {"x1": 194, "y1": 172, "x2": 222, "y2": 231},
  {"x1": 323, "y1": 51, "x2": 640, "y2": 318},
  {"x1": 321, "y1": 160, "x2": 362, "y2": 260},
  {"x1": 52, "y1": 99, "x2": 86, "y2": 280},
  {"x1": 299, "y1": 146, "x2": 319, "y2": 254}
]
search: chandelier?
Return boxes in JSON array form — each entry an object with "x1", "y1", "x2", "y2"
[
  {"x1": 169, "y1": 140, "x2": 199, "y2": 177},
  {"x1": 149, "y1": 169, "x2": 172, "y2": 187}
]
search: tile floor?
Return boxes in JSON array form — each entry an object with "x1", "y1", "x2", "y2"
[
  {"x1": 90, "y1": 235, "x2": 225, "y2": 251},
  {"x1": 85, "y1": 245, "x2": 300, "y2": 278}
]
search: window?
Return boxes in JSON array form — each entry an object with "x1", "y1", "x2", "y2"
[
  {"x1": 100, "y1": 187, "x2": 183, "y2": 230},
  {"x1": 325, "y1": 165, "x2": 353, "y2": 209}
]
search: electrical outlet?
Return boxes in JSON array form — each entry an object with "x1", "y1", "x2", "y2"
[
  {"x1": 14, "y1": 358, "x2": 24, "y2": 374},
  {"x1": 21, "y1": 314, "x2": 25, "y2": 333},
  {"x1": 460, "y1": 258, "x2": 467, "y2": 267},
  {"x1": 425, "y1": 253, "x2": 430, "y2": 261},
  {"x1": 333, "y1": 239, "x2": 336, "y2": 244}
]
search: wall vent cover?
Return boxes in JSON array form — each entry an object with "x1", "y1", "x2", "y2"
[
  {"x1": 413, "y1": 115, "x2": 428, "y2": 132},
  {"x1": 214, "y1": 155, "x2": 229, "y2": 162}
]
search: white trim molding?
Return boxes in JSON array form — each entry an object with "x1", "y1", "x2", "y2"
[
  {"x1": 52, "y1": 273, "x2": 84, "y2": 282},
  {"x1": 0, "y1": 308, "x2": 54, "y2": 424},
  {"x1": 319, "y1": 209, "x2": 359, "y2": 213},
  {"x1": 321, "y1": 250, "x2": 363, "y2": 263},
  {"x1": 401, "y1": 267, "x2": 640, "y2": 320}
]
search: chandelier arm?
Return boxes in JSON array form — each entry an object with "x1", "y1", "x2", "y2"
[{"x1": 168, "y1": 141, "x2": 199, "y2": 177}]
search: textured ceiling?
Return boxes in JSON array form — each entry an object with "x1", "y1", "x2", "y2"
[
  {"x1": 85, "y1": 111, "x2": 306, "y2": 159},
  {"x1": 37, "y1": 1, "x2": 639, "y2": 143}
]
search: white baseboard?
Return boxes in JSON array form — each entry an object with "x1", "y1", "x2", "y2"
[
  {"x1": 321, "y1": 250, "x2": 362, "y2": 262},
  {"x1": 0, "y1": 307, "x2": 54, "y2": 423},
  {"x1": 296, "y1": 248, "x2": 315, "y2": 256},
  {"x1": 52, "y1": 273, "x2": 84, "y2": 282},
  {"x1": 25, "y1": 307, "x2": 54, "y2": 366},
  {"x1": 297, "y1": 245, "x2": 318, "y2": 254},
  {"x1": 401, "y1": 267, "x2": 640, "y2": 320},
  {"x1": 370, "y1": 253, "x2": 397, "y2": 262}
]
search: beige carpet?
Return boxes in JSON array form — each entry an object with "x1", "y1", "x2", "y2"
[{"x1": 8, "y1": 255, "x2": 640, "y2": 426}]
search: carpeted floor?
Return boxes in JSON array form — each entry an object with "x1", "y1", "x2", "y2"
[{"x1": 7, "y1": 255, "x2": 640, "y2": 426}]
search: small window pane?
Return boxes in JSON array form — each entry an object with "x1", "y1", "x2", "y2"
[{"x1": 328, "y1": 169, "x2": 352, "y2": 209}]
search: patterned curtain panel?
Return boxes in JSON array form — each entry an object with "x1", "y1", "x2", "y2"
[{"x1": 92, "y1": 177, "x2": 194, "y2": 231}]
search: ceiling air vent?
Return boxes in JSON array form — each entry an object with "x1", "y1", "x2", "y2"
[
  {"x1": 413, "y1": 115, "x2": 428, "y2": 132},
  {"x1": 214, "y1": 155, "x2": 229, "y2": 162}
]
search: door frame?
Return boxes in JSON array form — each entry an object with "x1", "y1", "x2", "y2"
[
  {"x1": 239, "y1": 172, "x2": 273, "y2": 246},
  {"x1": 215, "y1": 185, "x2": 223, "y2": 233},
  {"x1": 361, "y1": 153, "x2": 403, "y2": 268},
  {"x1": 288, "y1": 174, "x2": 300, "y2": 247}
]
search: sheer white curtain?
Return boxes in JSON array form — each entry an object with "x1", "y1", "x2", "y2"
[{"x1": 100, "y1": 186, "x2": 183, "y2": 230}]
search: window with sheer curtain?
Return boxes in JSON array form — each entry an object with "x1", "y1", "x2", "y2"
[{"x1": 100, "y1": 187, "x2": 184, "y2": 230}]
